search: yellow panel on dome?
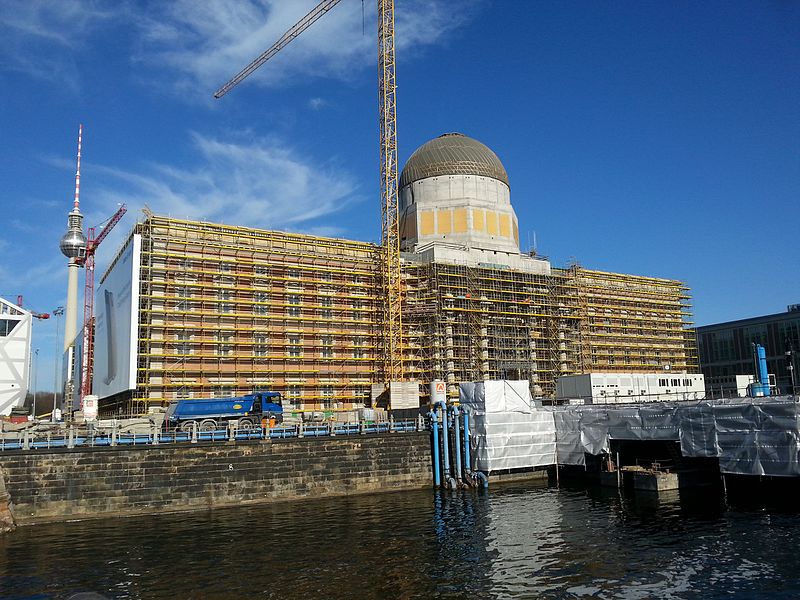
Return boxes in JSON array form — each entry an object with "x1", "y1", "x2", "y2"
[
  {"x1": 453, "y1": 208, "x2": 468, "y2": 233},
  {"x1": 487, "y1": 211, "x2": 498, "y2": 235},
  {"x1": 472, "y1": 209, "x2": 485, "y2": 232},
  {"x1": 513, "y1": 220, "x2": 519, "y2": 245},
  {"x1": 437, "y1": 209, "x2": 452, "y2": 235},
  {"x1": 420, "y1": 211, "x2": 435, "y2": 236},
  {"x1": 499, "y1": 214, "x2": 510, "y2": 237}
]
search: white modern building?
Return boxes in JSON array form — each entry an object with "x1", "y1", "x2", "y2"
[
  {"x1": 556, "y1": 372, "x2": 705, "y2": 404},
  {"x1": 0, "y1": 296, "x2": 32, "y2": 416}
]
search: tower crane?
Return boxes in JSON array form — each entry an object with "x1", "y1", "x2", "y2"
[
  {"x1": 214, "y1": 0, "x2": 404, "y2": 385},
  {"x1": 77, "y1": 203, "x2": 127, "y2": 401}
]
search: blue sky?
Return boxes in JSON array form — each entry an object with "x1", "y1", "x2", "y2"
[{"x1": 1, "y1": 1, "x2": 798, "y2": 392}]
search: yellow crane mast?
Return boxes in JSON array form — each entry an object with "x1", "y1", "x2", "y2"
[{"x1": 214, "y1": 0, "x2": 404, "y2": 384}]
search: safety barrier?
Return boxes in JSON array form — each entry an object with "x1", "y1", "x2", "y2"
[{"x1": 0, "y1": 416, "x2": 425, "y2": 453}]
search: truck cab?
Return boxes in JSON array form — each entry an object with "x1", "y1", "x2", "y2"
[{"x1": 255, "y1": 391, "x2": 283, "y2": 422}]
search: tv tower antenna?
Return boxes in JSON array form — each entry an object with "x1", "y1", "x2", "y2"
[{"x1": 59, "y1": 125, "x2": 88, "y2": 415}]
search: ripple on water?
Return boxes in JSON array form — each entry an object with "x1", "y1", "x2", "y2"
[{"x1": 2, "y1": 483, "x2": 800, "y2": 599}]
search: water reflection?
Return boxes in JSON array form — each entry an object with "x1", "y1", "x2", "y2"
[{"x1": 1, "y1": 481, "x2": 799, "y2": 599}]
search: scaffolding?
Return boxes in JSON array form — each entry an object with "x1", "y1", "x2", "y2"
[
  {"x1": 106, "y1": 215, "x2": 698, "y2": 415},
  {"x1": 563, "y1": 267, "x2": 697, "y2": 374},
  {"x1": 402, "y1": 259, "x2": 580, "y2": 398},
  {"x1": 401, "y1": 261, "x2": 695, "y2": 399},
  {"x1": 123, "y1": 215, "x2": 380, "y2": 415}
]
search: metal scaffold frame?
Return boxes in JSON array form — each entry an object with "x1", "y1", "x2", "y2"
[
  {"x1": 402, "y1": 260, "x2": 696, "y2": 401},
  {"x1": 125, "y1": 216, "x2": 380, "y2": 416},
  {"x1": 109, "y1": 215, "x2": 698, "y2": 416},
  {"x1": 564, "y1": 266, "x2": 696, "y2": 374}
]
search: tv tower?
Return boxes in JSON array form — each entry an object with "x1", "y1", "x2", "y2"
[{"x1": 59, "y1": 125, "x2": 87, "y2": 353}]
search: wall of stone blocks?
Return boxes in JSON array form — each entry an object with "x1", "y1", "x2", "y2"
[{"x1": 0, "y1": 433, "x2": 432, "y2": 526}]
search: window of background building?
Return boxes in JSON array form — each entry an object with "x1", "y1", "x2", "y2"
[
  {"x1": 287, "y1": 294, "x2": 301, "y2": 317},
  {"x1": 321, "y1": 385, "x2": 334, "y2": 408},
  {"x1": 174, "y1": 331, "x2": 191, "y2": 355},
  {"x1": 288, "y1": 334, "x2": 302, "y2": 357},
  {"x1": 287, "y1": 385, "x2": 302, "y2": 404},
  {"x1": 175, "y1": 286, "x2": 190, "y2": 311},
  {"x1": 254, "y1": 292, "x2": 269, "y2": 315},
  {"x1": 321, "y1": 335, "x2": 334, "y2": 358},
  {"x1": 320, "y1": 296, "x2": 333, "y2": 319},
  {"x1": 218, "y1": 290, "x2": 233, "y2": 313},
  {"x1": 352, "y1": 300, "x2": 362, "y2": 321},
  {"x1": 214, "y1": 386, "x2": 234, "y2": 397},
  {"x1": 215, "y1": 333, "x2": 233, "y2": 356},
  {"x1": 254, "y1": 334, "x2": 268, "y2": 357}
]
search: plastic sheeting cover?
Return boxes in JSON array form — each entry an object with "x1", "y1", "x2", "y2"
[
  {"x1": 460, "y1": 381, "x2": 556, "y2": 472},
  {"x1": 460, "y1": 380, "x2": 533, "y2": 414},
  {"x1": 555, "y1": 398, "x2": 800, "y2": 477},
  {"x1": 459, "y1": 382, "x2": 800, "y2": 477},
  {"x1": 678, "y1": 399, "x2": 800, "y2": 477},
  {"x1": 469, "y1": 410, "x2": 557, "y2": 472}
]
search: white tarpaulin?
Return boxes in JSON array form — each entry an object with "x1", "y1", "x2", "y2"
[
  {"x1": 460, "y1": 380, "x2": 535, "y2": 414},
  {"x1": 460, "y1": 381, "x2": 557, "y2": 472}
]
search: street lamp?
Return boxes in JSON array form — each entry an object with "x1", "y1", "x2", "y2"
[
  {"x1": 31, "y1": 348, "x2": 39, "y2": 419},
  {"x1": 786, "y1": 350, "x2": 797, "y2": 397},
  {"x1": 52, "y1": 307, "x2": 64, "y2": 419}
]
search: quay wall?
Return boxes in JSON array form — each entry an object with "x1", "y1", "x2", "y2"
[{"x1": 0, "y1": 433, "x2": 432, "y2": 527}]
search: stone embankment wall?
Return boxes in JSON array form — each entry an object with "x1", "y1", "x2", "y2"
[{"x1": 0, "y1": 433, "x2": 431, "y2": 528}]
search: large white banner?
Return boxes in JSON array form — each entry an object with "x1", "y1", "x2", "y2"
[{"x1": 93, "y1": 234, "x2": 141, "y2": 398}]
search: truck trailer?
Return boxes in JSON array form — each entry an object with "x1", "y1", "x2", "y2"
[{"x1": 165, "y1": 391, "x2": 283, "y2": 431}]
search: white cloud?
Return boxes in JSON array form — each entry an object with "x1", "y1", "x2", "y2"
[
  {"x1": 0, "y1": 0, "x2": 119, "y2": 88},
  {"x1": 88, "y1": 132, "x2": 360, "y2": 248},
  {"x1": 1, "y1": 0, "x2": 480, "y2": 97},
  {"x1": 0, "y1": 254, "x2": 66, "y2": 293},
  {"x1": 133, "y1": 0, "x2": 479, "y2": 97},
  {"x1": 308, "y1": 97, "x2": 327, "y2": 110}
]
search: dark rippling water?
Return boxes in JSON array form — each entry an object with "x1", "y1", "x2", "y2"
[{"x1": 2, "y1": 480, "x2": 800, "y2": 599}]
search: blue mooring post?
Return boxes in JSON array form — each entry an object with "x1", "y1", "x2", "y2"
[
  {"x1": 438, "y1": 402, "x2": 451, "y2": 483},
  {"x1": 431, "y1": 410, "x2": 441, "y2": 487},
  {"x1": 463, "y1": 410, "x2": 471, "y2": 474},
  {"x1": 451, "y1": 405, "x2": 463, "y2": 484}
]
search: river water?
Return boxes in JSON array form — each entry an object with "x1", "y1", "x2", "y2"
[{"x1": 1, "y1": 480, "x2": 799, "y2": 599}]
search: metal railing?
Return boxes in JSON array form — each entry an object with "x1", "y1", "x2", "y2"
[{"x1": 0, "y1": 416, "x2": 426, "y2": 453}]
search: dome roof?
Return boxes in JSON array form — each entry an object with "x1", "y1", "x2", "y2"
[{"x1": 399, "y1": 133, "x2": 509, "y2": 188}]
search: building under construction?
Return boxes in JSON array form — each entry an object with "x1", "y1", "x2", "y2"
[{"x1": 93, "y1": 133, "x2": 697, "y2": 415}]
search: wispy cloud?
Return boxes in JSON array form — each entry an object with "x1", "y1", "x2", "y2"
[
  {"x1": 0, "y1": 254, "x2": 66, "y2": 293},
  {"x1": 0, "y1": 0, "x2": 119, "y2": 89},
  {"x1": 92, "y1": 131, "x2": 360, "y2": 235},
  {"x1": 1, "y1": 0, "x2": 480, "y2": 97},
  {"x1": 133, "y1": 0, "x2": 479, "y2": 97},
  {"x1": 308, "y1": 97, "x2": 326, "y2": 111}
]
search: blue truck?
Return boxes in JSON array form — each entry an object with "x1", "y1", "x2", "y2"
[{"x1": 165, "y1": 391, "x2": 284, "y2": 432}]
